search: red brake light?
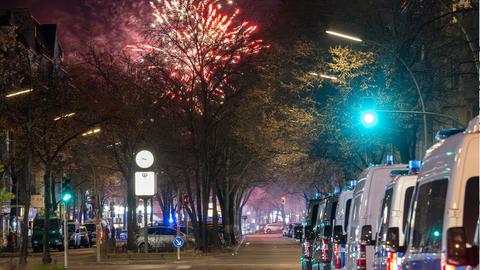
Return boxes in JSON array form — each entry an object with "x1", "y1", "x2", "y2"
[{"x1": 357, "y1": 244, "x2": 367, "y2": 270}]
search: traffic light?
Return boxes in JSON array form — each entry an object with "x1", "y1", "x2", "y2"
[
  {"x1": 360, "y1": 110, "x2": 378, "y2": 128},
  {"x1": 281, "y1": 196, "x2": 286, "y2": 204},
  {"x1": 61, "y1": 177, "x2": 73, "y2": 203}
]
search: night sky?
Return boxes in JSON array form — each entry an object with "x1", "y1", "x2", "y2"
[{"x1": 1, "y1": 0, "x2": 277, "y2": 61}]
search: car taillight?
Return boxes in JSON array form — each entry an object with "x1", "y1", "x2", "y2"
[
  {"x1": 356, "y1": 244, "x2": 366, "y2": 270},
  {"x1": 304, "y1": 240, "x2": 312, "y2": 258},
  {"x1": 386, "y1": 251, "x2": 397, "y2": 270},
  {"x1": 321, "y1": 238, "x2": 330, "y2": 263},
  {"x1": 333, "y1": 243, "x2": 342, "y2": 269}
]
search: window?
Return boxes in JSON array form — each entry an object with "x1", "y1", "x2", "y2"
[
  {"x1": 160, "y1": 228, "x2": 176, "y2": 235},
  {"x1": 463, "y1": 177, "x2": 479, "y2": 245},
  {"x1": 378, "y1": 188, "x2": 394, "y2": 242},
  {"x1": 310, "y1": 204, "x2": 319, "y2": 226},
  {"x1": 402, "y1": 187, "x2": 414, "y2": 232},
  {"x1": 411, "y1": 179, "x2": 448, "y2": 253},
  {"x1": 349, "y1": 194, "x2": 363, "y2": 241},
  {"x1": 344, "y1": 199, "x2": 352, "y2": 232}
]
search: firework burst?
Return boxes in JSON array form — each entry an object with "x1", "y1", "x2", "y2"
[{"x1": 129, "y1": 0, "x2": 265, "y2": 113}]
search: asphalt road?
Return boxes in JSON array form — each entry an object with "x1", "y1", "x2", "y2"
[
  {"x1": 0, "y1": 233, "x2": 301, "y2": 270},
  {"x1": 74, "y1": 233, "x2": 301, "y2": 270}
]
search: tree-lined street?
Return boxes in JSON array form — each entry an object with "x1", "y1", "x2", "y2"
[{"x1": 0, "y1": 0, "x2": 478, "y2": 269}]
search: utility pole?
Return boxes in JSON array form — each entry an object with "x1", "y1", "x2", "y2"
[
  {"x1": 91, "y1": 161, "x2": 101, "y2": 262},
  {"x1": 143, "y1": 199, "x2": 148, "y2": 253},
  {"x1": 63, "y1": 201, "x2": 68, "y2": 269}
]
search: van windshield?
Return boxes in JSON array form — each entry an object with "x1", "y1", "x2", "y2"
[
  {"x1": 411, "y1": 179, "x2": 448, "y2": 253},
  {"x1": 348, "y1": 194, "x2": 362, "y2": 242},
  {"x1": 33, "y1": 219, "x2": 59, "y2": 230}
]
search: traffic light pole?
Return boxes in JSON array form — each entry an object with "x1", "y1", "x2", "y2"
[{"x1": 63, "y1": 202, "x2": 68, "y2": 269}]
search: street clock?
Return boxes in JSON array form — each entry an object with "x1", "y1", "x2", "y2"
[{"x1": 135, "y1": 150, "x2": 154, "y2": 169}]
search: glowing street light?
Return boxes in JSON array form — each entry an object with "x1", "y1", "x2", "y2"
[
  {"x1": 361, "y1": 110, "x2": 378, "y2": 128},
  {"x1": 82, "y1": 128, "x2": 101, "y2": 137},
  {"x1": 325, "y1": 30, "x2": 363, "y2": 42},
  {"x1": 53, "y1": 112, "x2": 76, "y2": 121},
  {"x1": 5, "y1": 88, "x2": 33, "y2": 98},
  {"x1": 309, "y1": 72, "x2": 338, "y2": 81}
]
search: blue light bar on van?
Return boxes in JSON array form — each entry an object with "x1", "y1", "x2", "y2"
[
  {"x1": 350, "y1": 180, "x2": 357, "y2": 189},
  {"x1": 408, "y1": 160, "x2": 422, "y2": 173},
  {"x1": 386, "y1": 155, "x2": 394, "y2": 165},
  {"x1": 334, "y1": 186, "x2": 340, "y2": 194},
  {"x1": 435, "y1": 128, "x2": 465, "y2": 141}
]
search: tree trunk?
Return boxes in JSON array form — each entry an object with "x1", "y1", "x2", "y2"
[
  {"x1": 42, "y1": 164, "x2": 52, "y2": 264},
  {"x1": 50, "y1": 177, "x2": 56, "y2": 212},
  {"x1": 211, "y1": 179, "x2": 219, "y2": 247},
  {"x1": 18, "y1": 116, "x2": 32, "y2": 269}
]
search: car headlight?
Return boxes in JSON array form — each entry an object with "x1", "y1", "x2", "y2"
[{"x1": 33, "y1": 241, "x2": 38, "y2": 244}]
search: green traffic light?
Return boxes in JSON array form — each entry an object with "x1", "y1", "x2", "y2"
[
  {"x1": 361, "y1": 110, "x2": 378, "y2": 128},
  {"x1": 62, "y1": 193, "x2": 72, "y2": 202}
]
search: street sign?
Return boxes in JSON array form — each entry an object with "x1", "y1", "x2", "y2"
[
  {"x1": 134, "y1": 171, "x2": 157, "y2": 196},
  {"x1": 173, "y1": 236, "x2": 184, "y2": 248}
]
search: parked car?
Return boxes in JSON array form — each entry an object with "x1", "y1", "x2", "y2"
[
  {"x1": 136, "y1": 226, "x2": 194, "y2": 252},
  {"x1": 31, "y1": 215, "x2": 64, "y2": 252},
  {"x1": 83, "y1": 221, "x2": 97, "y2": 245},
  {"x1": 70, "y1": 225, "x2": 91, "y2": 248},
  {"x1": 284, "y1": 223, "x2": 301, "y2": 238},
  {"x1": 331, "y1": 185, "x2": 354, "y2": 270},
  {"x1": 302, "y1": 196, "x2": 326, "y2": 270},
  {"x1": 264, "y1": 223, "x2": 284, "y2": 234},
  {"x1": 373, "y1": 161, "x2": 418, "y2": 270},
  {"x1": 402, "y1": 117, "x2": 479, "y2": 270},
  {"x1": 293, "y1": 224, "x2": 304, "y2": 240},
  {"x1": 312, "y1": 193, "x2": 339, "y2": 270},
  {"x1": 345, "y1": 163, "x2": 408, "y2": 270}
]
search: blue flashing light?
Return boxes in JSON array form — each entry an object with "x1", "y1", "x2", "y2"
[
  {"x1": 386, "y1": 155, "x2": 394, "y2": 165},
  {"x1": 334, "y1": 186, "x2": 340, "y2": 194},
  {"x1": 168, "y1": 213, "x2": 174, "y2": 224},
  {"x1": 350, "y1": 180, "x2": 357, "y2": 189},
  {"x1": 408, "y1": 160, "x2": 422, "y2": 173},
  {"x1": 435, "y1": 128, "x2": 465, "y2": 141}
]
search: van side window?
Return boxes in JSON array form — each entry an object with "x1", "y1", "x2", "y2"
[
  {"x1": 463, "y1": 177, "x2": 479, "y2": 245},
  {"x1": 411, "y1": 179, "x2": 448, "y2": 253},
  {"x1": 402, "y1": 187, "x2": 414, "y2": 232},
  {"x1": 344, "y1": 199, "x2": 352, "y2": 231},
  {"x1": 311, "y1": 204, "x2": 319, "y2": 226}
]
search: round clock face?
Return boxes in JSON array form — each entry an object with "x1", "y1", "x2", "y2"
[{"x1": 135, "y1": 150, "x2": 154, "y2": 169}]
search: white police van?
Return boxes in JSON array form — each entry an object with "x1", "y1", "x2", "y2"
[
  {"x1": 346, "y1": 161, "x2": 408, "y2": 270},
  {"x1": 332, "y1": 185, "x2": 354, "y2": 269},
  {"x1": 373, "y1": 161, "x2": 420, "y2": 270},
  {"x1": 402, "y1": 116, "x2": 479, "y2": 270}
]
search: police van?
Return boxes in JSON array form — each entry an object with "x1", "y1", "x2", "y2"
[
  {"x1": 346, "y1": 163, "x2": 408, "y2": 270},
  {"x1": 373, "y1": 161, "x2": 419, "y2": 270},
  {"x1": 332, "y1": 185, "x2": 354, "y2": 269},
  {"x1": 402, "y1": 116, "x2": 479, "y2": 270}
]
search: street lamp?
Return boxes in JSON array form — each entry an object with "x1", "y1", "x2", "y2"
[
  {"x1": 309, "y1": 72, "x2": 338, "y2": 81},
  {"x1": 53, "y1": 112, "x2": 76, "y2": 121},
  {"x1": 326, "y1": 29, "x2": 429, "y2": 152},
  {"x1": 325, "y1": 30, "x2": 362, "y2": 42},
  {"x1": 5, "y1": 88, "x2": 33, "y2": 98}
]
